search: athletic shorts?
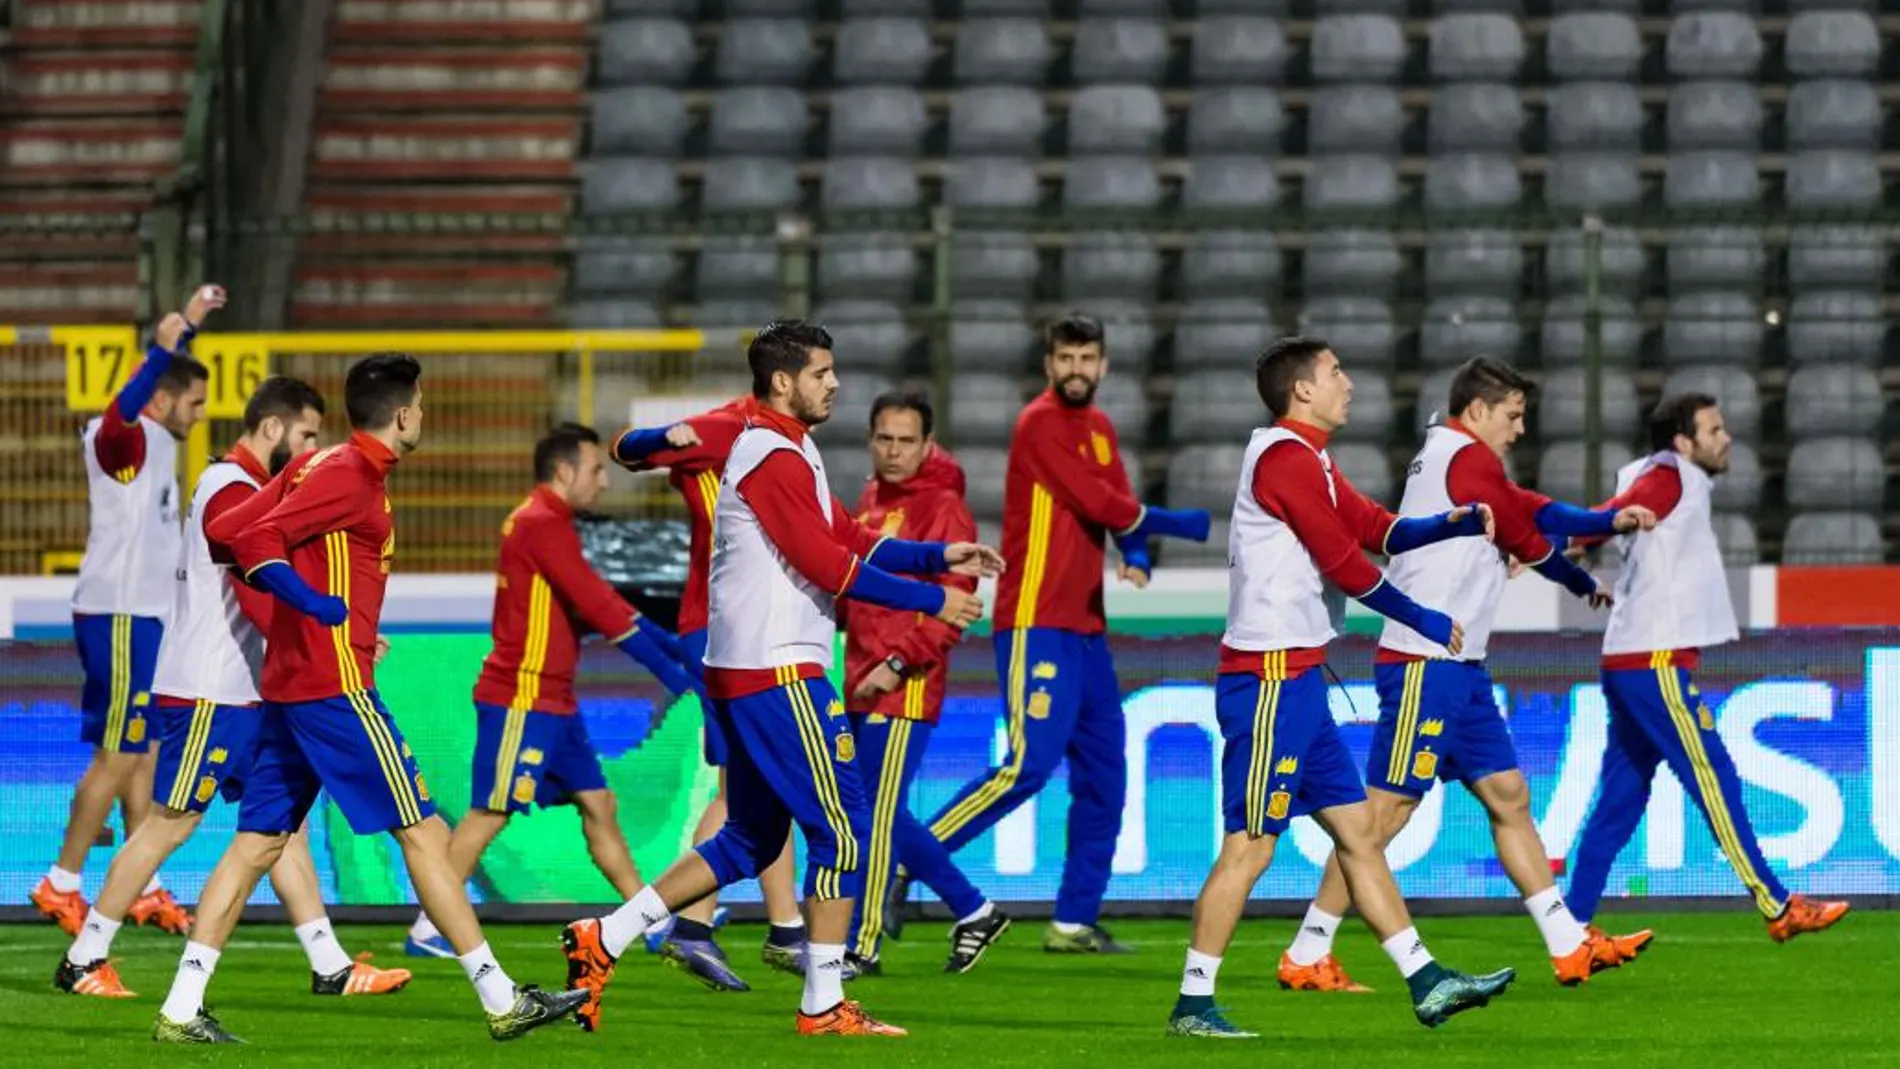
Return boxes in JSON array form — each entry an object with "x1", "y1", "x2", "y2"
[
  {"x1": 151, "y1": 698, "x2": 261, "y2": 814},
  {"x1": 469, "y1": 702, "x2": 608, "y2": 814},
  {"x1": 73, "y1": 613, "x2": 163, "y2": 752},
  {"x1": 1217, "y1": 668, "x2": 1365, "y2": 837},
  {"x1": 237, "y1": 690, "x2": 436, "y2": 835},
  {"x1": 1366, "y1": 659, "x2": 1517, "y2": 797}
]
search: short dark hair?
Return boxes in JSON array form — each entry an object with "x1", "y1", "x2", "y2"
[
  {"x1": 343, "y1": 352, "x2": 422, "y2": 430},
  {"x1": 157, "y1": 355, "x2": 209, "y2": 393},
  {"x1": 868, "y1": 390, "x2": 934, "y2": 437},
  {"x1": 1045, "y1": 311, "x2": 1105, "y2": 351},
  {"x1": 1254, "y1": 335, "x2": 1332, "y2": 418},
  {"x1": 1649, "y1": 392, "x2": 1718, "y2": 453},
  {"x1": 748, "y1": 319, "x2": 835, "y2": 399},
  {"x1": 1447, "y1": 356, "x2": 1535, "y2": 419},
  {"x1": 533, "y1": 422, "x2": 600, "y2": 482},
  {"x1": 242, "y1": 375, "x2": 325, "y2": 432}
]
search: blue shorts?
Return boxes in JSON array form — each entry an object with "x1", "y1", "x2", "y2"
[
  {"x1": 73, "y1": 613, "x2": 163, "y2": 752},
  {"x1": 469, "y1": 702, "x2": 608, "y2": 814},
  {"x1": 236, "y1": 690, "x2": 437, "y2": 835},
  {"x1": 1367, "y1": 659, "x2": 1518, "y2": 797},
  {"x1": 681, "y1": 629, "x2": 723, "y2": 766},
  {"x1": 1217, "y1": 669, "x2": 1364, "y2": 837},
  {"x1": 152, "y1": 700, "x2": 261, "y2": 814}
]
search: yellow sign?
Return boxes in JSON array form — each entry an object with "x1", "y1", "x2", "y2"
[
  {"x1": 60, "y1": 326, "x2": 141, "y2": 413},
  {"x1": 193, "y1": 334, "x2": 272, "y2": 419}
]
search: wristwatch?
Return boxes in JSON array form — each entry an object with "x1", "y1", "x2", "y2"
[{"x1": 883, "y1": 655, "x2": 908, "y2": 676}]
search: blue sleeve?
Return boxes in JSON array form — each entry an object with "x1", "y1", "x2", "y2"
[
  {"x1": 1355, "y1": 579, "x2": 1453, "y2": 647},
  {"x1": 634, "y1": 616, "x2": 685, "y2": 662},
  {"x1": 1384, "y1": 506, "x2": 1487, "y2": 555},
  {"x1": 617, "y1": 629, "x2": 696, "y2": 697},
  {"x1": 1535, "y1": 500, "x2": 1621, "y2": 538},
  {"x1": 248, "y1": 561, "x2": 347, "y2": 626},
  {"x1": 1114, "y1": 531, "x2": 1151, "y2": 574},
  {"x1": 612, "y1": 426, "x2": 672, "y2": 465},
  {"x1": 865, "y1": 537, "x2": 949, "y2": 576},
  {"x1": 1530, "y1": 549, "x2": 1600, "y2": 599},
  {"x1": 1124, "y1": 505, "x2": 1211, "y2": 543},
  {"x1": 846, "y1": 562, "x2": 948, "y2": 615},
  {"x1": 114, "y1": 342, "x2": 179, "y2": 422}
]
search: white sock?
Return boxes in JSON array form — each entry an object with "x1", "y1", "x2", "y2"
[
  {"x1": 295, "y1": 917, "x2": 354, "y2": 975},
  {"x1": 1380, "y1": 927, "x2": 1434, "y2": 979},
  {"x1": 142, "y1": 874, "x2": 162, "y2": 896},
  {"x1": 1051, "y1": 919, "x2": 1084, "y2": 935},
  {"x1": 600, "y1": 885, "x2": 669, "y2": 959},
  {"x1": 159, "y1": 941, "x2": 221, "y2": 1023},
  {"x1": 770, "y1": 914, "x2": 806, "y2": 931},
  {"x1": 409, "y1": 910, "x2": 440, "y2": 943},
  {"x1": 801, "y1": 942, "x2": 847, "y2": 1016},
  {"x1": 1524, "y1": 886, "x2": 1589, "y2": 957},
  {"x1": 46, "y1": 865, "x2": 82, "y2": 894},
  {"x1": 68, "y1": 909, "x2": 122, "y2": 965},
  {"x1": 957, "y1": 901, "x2": 994, "y2": 927},
  {"x1": 1287, "y1": 904, "x2": 1343, "y2": 967},
  {"x1": 457, "y1": 942, "x2": 517, "y2": 1015},
  {"x1": 1180, "y1": 948, "x2": 1221, "y2": 997}
]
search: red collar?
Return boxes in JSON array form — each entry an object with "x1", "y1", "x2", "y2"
[
  {"x1": 1276, "y1": 418, "x2": 1331, "y2": 451},
  {"x1": 749, "y1": 402, "x2": 809, "y2": 443},
  {"x1": 531, "y1": 483, "x2": 572, "y2": 519},
  {"x1": 350, "y1": 431, "x2": 399, "y2": 474},
  {"x1": 1445, "y1": 417, "x2": 1481, "y2": 444},
  {"x1": 226, "y1": 444, "x2": 270, "y2": 483}
]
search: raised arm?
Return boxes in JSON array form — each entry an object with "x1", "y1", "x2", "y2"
[{"x1": 612, "y1": 410, "x2": 742, "y2": 473}]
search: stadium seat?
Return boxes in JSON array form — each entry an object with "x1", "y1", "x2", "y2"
[
  {"x1": 708, "y1": 87, "x2": 807, "y2": 156},
  {"x1": 1536, "y1": 367, "x2": 1642, "y2": 440},
  {"x1": 818, "y1": 370, "x2": 902, "y2": 441},
  {"x1": 1171, "y1": 371, "x2": 1264, "y2": 444},
  {"x1": 1180, "y1": 232, "x2": 1282, "y2": 299},
  {"x1": 1664, "y1": 12, "x2": 1763, "y2": 79},
  {"x1": 949, "y1": 87, "x2": 1047, "y2": 156},
  {"x1": 1332, "y1": 443, "x2": 1394, "y2": 504},
  {"x1": 1661, "y1": 292, "x2": 1763, "y2": 366},
  {"x1": 1785, "y1": 80, "x2": 1883, "y2": 151},
  {"x1": 1418, "y1": 295, "x2": 1523, "y2": 367},
  {"x1": 821, "y1": 157, "x2": 921, "y2": 210},
  {"x1": 582, "y1": 158, "x2": 681, "y2": 212},
  {"x1": 1784, "y1": 11, "x2": 1881, "y2": 78},
  {"x1": 833, "y1": 18, "x2": 932, "y2": 85},
  {"x1": 1664, "y1": 151, "x2": 1761, "y2": 207},
  {"x1": 696, "y1": 235, "x2": 780, "y2": 300},
  {"x1": 1544, "y1": 225, "x2": 1646, "y2": 296},
  {"x1": 1667, "y1": 82, "x2": 1762, "y2": 151},
  {"x1": 1711, "y1": 512, "x2": 1759, "y2": 566},
  {"x1": 1540, "y1": 294, "x2": 1643, "y2": 365},
  {"x1": 1304, "y1": 155, "x2": 1401, "y2": 212},
  {"x1": 1071, "y1": 19, "x2": 1171, "y2": 84},
  {"x1": 1302, "y1": 230, "x2": 1403, "y2": 298},
  {"x1": 1060, "y1": 233, "x2": 1161, "y2": 301},
  {"x1": 1782, "y1": 512, "x2": 1884, "y2": 565},
  {"x1": 1310, "y1": 16, "x2": 1408, "y2": 84},
  {"x1": 1096, "y1": 373, "x2": 1151, "y2": 437},
  {"x1": 958, "y1": 446, "x2": 1011, "y2": 519},
  {"x1": 948, "y1": 373, "x2": 1026, "y2": 446},
  {"x1": 948, "y1": 231, "x2": 1039, "y2": 299},
  {"x1": 1423, "y1": 154, "x2": 1523, "y2": 210},
  {"x1": 1424, "y1": 229, "x2": 1523, "y2": 298},
  {"x1": 827, "y1": 87, "x2": 927, "y2": 156},
  {"x1": 1536, "y1": 441, "x2": 1636, "y2": 506},
  {"x1": 1546, "y1": 82, "x2": 1644, "y2": 152},
  {"x1": 1191, "y1": 17, "x2": 1289, "y2": 85},
  {"x1": 1785, "y1": 437, "x2": 1885, "y2": 511},
  {"x1": 1308, "y1": 87, "x2": 1405, "y2": 155},
  {"x1": 598, "y1": 20, "x2": 696, "y2": 85},
  {"x1": 1711, "y1": 440, "x2": 1762, "y2": 513},
  {"x1": 591, "y1": 87, "x2": 688, "y2": 154},
  {"x1": 948, "y1": 301, "x2": 1035, "y2": 373},
  {"x1": 954, "y1": 19, "x2": 1051, "y2": 85},
  {"x1": 1545, "y1": 154, "x2": 1643, "y2": 209},
  {"x1": 1427, "y1": 14, "x2": 1525, "y2": 82},
  {"x1": 1062, "y1": 158, "x2": 1163, "y2": 210},
  {"x1": 1335, "y1": 375, "x2": 1392, "y2": 444},
  {"x1": 1786, "y1": 291, "x2": 1886, "y2": 365},
  {"x1": 1188, "y1": 88, "x2": 1285, "y2": 155},
  {"x1": 1182, "y1": 158, "x2": 1282, "y2": 211},
  {"x1": 1785, "y1": 151, "x2": 1883, "y2": 208},
  {"x1": 817, "y1": 233, "x2": 917, "y2": 303},
  {"x1": 1667, "y1": 226, "x2": 1766, "y2": 294},
  {"x1": 1783, "y1": 365, "x2": 1884, "y2": 438},
  {"x1": 1428, "y1": 83, "x2": 1525, "y2": 153},
  {"x1": 1786, "y1": 227, "x2": 1887, "y2": 292},
  {"x1": 1660, "y1": 365, "x2": 1762, "y2": 442},
  {"x1": 715, "y1": 19, "x2": 813, "y2": 85},
  {"x1": 1167, "y1": 445, "x2": 1248, "y2": 513},
  {"x1": 1547, "y1": 14, "x2": 1643, "y2": 81},
  {"x1": 1299, "y1": 296, "x2": 1397, "y2": 368},
  {"x1": 1069, "y1": 85, "x2": 1168, "y2": 155},
  {"x1": 814, "y1": 300, "x2": 910, "y2": 373},
  {"x1": 1172, "y1": 299, "x2": 1277, "y2": 373}
]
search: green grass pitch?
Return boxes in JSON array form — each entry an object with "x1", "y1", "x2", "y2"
[{"x1": 2, "y1": 913, "x2": 1894, "y2": 1068}]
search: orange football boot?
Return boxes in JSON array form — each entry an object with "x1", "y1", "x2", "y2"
[
  {"x1": 1553, "y1": 927, "x2": 1642, "y2": 986},
  {"x1": 1767, "y1": 895, "x2": 1849, "y2": 944},
  {"x1": 55, "y1": 956, "x2": 136, "y2": 998},
  {"x1": 1277, "y1": 952, "x2": 1373, "y2": 993},
  {"x1": 333, "y1": 952, "x2": 413, "y2": 996},
  {"x1": 129, "y1": 888, "x2": 193, "y2": 935},
  {"x1": 561, "y1": 918, "x2": 618, "y2": 1033},
  {"x1": 795, "y1": 1000, "x2": 908, "y2": 1036},
  {"x1": 1588, "y1": 925, "x2": 1654, "y2": 966},
  {"x1": 30, "y1": 878, "x2": 88, "y2": 935}
]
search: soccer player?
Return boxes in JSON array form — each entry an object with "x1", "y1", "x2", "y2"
[
  {"x1": 1566, "y1": 393, "x2": 1850, "y2": 942},
  {"x1": 837, "y1": 391, "x2": 976, "y2": 976},
  {"x1": 604, "y1": 397, "x2": 806, "y2": 988},
  {"x1": 406, "y1": 423, "x2": 700, "y2": 972},
  {"x1": 1277, "y1": 356, "x2": 1658, "y2": 993},
  {"x1": 562, "y1": 320, "x2": 999, "y2": 1037},
  {"x1": 149, "y1": 353, "x2": 585, "y2": 1043},
  {"x1": 1168, "y1": 335, "x2": 1515, "y2": 1039},
  {"x1": 57, "y1": 374, "x2": 409, "y2": 1000},
  {"x1": 900, "y1": 311, "x2": 1210, "y2": 966},
  {"x1": 33, "y1": 289, "x2": 217, "y2": 934}
]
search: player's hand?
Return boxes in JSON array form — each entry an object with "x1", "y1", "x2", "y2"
[
  {"x1": 184, "y1": 283, "x2": 227, "y2": 327},
  {"x1": 937, "y1": 586, "x2": 983, "y2": 629},
  {"x1": 1117, "y1": 562, "x2": 1150, "y2": 589},
  {"x1": 1447, "y1": 503, "x2": 1496, "y2": 542},
  {"x1": 308, "y1": 595, "x2": 349, "y2": 628},
  {"x1": 1444, "y1": 619, "x2": 1466, "y2": 656},
  {"x1": 945, "y1": 542, "x2": 1005, "y2": 578},
  {"x1": 853, "y1": 664, "x2": 903, "y2": 703},
  {"x1": 1587, "y1": 580, "x2": 1614, "y2": 611},
  {"x1": 1613, "y1": 505, "x2": 1657, "y2": 533},
  {"x1": 374, "y1": 633, "x2": 392, "y2": 664},
  {"x1": 665, "y1": 422, "x2": 701, "y2": 449},
  {"x1": 154, "y1": 313, "x2": 193, "y2": 354}
]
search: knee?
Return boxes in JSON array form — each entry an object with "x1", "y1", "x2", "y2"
[
  {"x1": 153, "y1": 808, "x2": 203, "y2": 846},
  {"x1": 234, "y1": 832, "x2": 291, "y2": 872},
  {"x1": 1484, "y1": 778, "x2": 1532, "y2": 823},
  {"x1": 1214, "y1": 832, "x2": 1276, "y2": 878}
]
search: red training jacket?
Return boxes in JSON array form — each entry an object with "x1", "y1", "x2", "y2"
[
  {"x1": 611, "y1": 398, "x2": 751, "y2": 635},
  {"x1": 472, "y1": 485, "x2": 641, "y2": 715},
  {"x1": 841, "y1": 447, "x2": 976, "y2": 721},
  {"x1": 994, "y1": 389, "x2": 1143, "y2": 634},
  {"x1": 215, "y1": 432, "x2": 399, "y2": 703}
]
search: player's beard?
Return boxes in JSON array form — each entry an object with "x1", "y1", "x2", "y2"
[
  {"x1": 268, "y1": 439, "x2": 294, "y2": 475},
  {"x1": 1055, "y1": 374, "x2": 1098, "y2": 407},
  {"x1": 792, "y1": 390, "x2": 834, "y2": 426}
]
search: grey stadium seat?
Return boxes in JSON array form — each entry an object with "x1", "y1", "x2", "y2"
[
  {"x1": 1302, "y1": 230, "x2": 1402, "y2": 298},
  {"x1": 598, "y1": 20, "x2": 695, "y2": 86},
  {"x1": 962, "y1": 447, "x2": 1010, "y2": 519},
  {"x1": 1536, "y1": 441, "x2": 1636, "y2": 506},
  {"x1": 1540, "y1": 294, "x2": 1642, "y2": 365},
  {"x1": 714, "y1": 19, "x2": 813, "y2": 85},
  {"x1": 1545, "y1": 154, "x2": 1642, "y2": 210},
  {"x1": 949, "y1": 88, "x2": 1046, "y2": 156},
  {"x1": 949, "y1": 232, "x2": 1038, "y2": 299},
  {"x1": 1787, "y1": 227, "x2": 1886, "y2": 292},
  {"x1": 1784, "y1": 11, "x2": 1881, "y2": 78},
  {"x1": 1661, "y1": 292, "x2": 1763, "y2": 366},
  {"x1": 1071, "y1": 19, "x2": 1170, "y2": 84},
  {"x1": 1786, "y1": 437, "x2": 1885, "y2": 511},
  {"x1": 1168, "y1": 445, "x2": 1248, "y2": 513},
  {"x1": 1545, "y1": 225, "x2": 1646, "y2": 295},
  {"x1": 833, "y1": 18, "x2": 932, "y2": 85},
  {"x1": 1666, "y1": 226, "x2": 1765, "y2": 293},
  {"x1": 1786, "y1": 151, "x2": 1883, "y2": 208},
  {"x1": 590, "y1": 87, "x2": 687, "y2": 155},
  {"x1": 1786, "y1": 80, "x2": 1882, "y2": 152},
  {"x1": 828, "y1": 87, "x2": 927, "y2": 156},
  {"x1": 1786, "y1": 291, "x2": 1886, "y2": 365},
  {"x1": 1424, "y1": 154, "x2": 1522, "y2": 210},
  {"x1": 1173, "y1": 299, "x2": 1276, "y2": 373},
  {"x1": 1192, "y1": 17, "x2": 1289, "y2": 86},
  {"x1": 1663, "y1": 151, "x2": 1760, "y2": 206},
  {"x1": 568, "y1": 299, "x2": 662, "y2": 328},
  {"x1": 693, "y1": 299, "x2": 780, "y2": 328},
  {"x1": 582, "y1": 158, "x2": 681, "y2": 212},
  {"x1": 1428, "y1": 83, "x2": 1525, "y2": 153},
  {"x1": 842, "y1": 1, "x2": 931, "y2": 17},
  {"x1": 1095, "y1": 309, "x2": 1157, "y2": 371},
  {"x1": 817, "y1": 375, "x2": 900, "y2": 445},
  {"x1": 1665, "y1": 13, "x2": 1763, "y2": 79},
  {"x1": 708, "y1": 88, "x2": 807, "y2": 156},
  {"x1": 944, "y1": 157, "x2": 1040, "y2": 208},
  {"x1": 1181, "y1": 231, "x2": 1281, "y2": 299},
  {"x1": 1068, "y1": 85, "x2": 1167, "y2": 155},
  {"x1": 1079, "y1": 0, "x2": 1169, "y2": 13},
  {"x1": 1545, "y1": 82, "x2": 1644, "y2": 153},
  {"x1": 694, "y1": 235, "x2": 778, "y2": 299},
  {"x1": 947, "y1": 372, "x2": 1025, "y2": 446},
  {"x1": 1062, "y1": 158, "x2": 1162, "y2": 209},
  {"x1": 1434, "y1": 0, "x2": 1530, "y2": 11},
  {"x1": 1303, "y1": 155, "x2": 1400, "y2": 212},
  {"x1": 813, "y1": 301, "x2": 909, "y2": 372},
  {"x1": 701, "y1": 157, "x2": 799, "y2": 211},
  {"x1": 574, "y1": 237, "x2": 674, "y2": 297},
  {"x1": 1785, "y1": 365, "x2": 1884, "y2": 438},
  {"x1": 1548, "y1": 14, "x2": 1643, "y2": 81},
  {"x1": 963, "y1": 0, "x2": 1049, "y2": 12},
  {"x1": 1060, "y1": 233, "x2": 1162, "y2": 301},
  {"x1": 1194, "y1": 0, "x2": 1288, "y2": 12},
  {"x1": 817, "y1": 233, "x2": 916, "y2": 303},
  {"x1": 1783, "y1": 512, "x2": 1884, "y2": 566},
  {"x1": 1332, "y1": 443, "x2": 1393, "y2": 504},
  {"x1": 821, "y1": 157, "x2": 920, "y2": 210},
  {"x1": 822, "y1": 443, "x2": 875, "y2": 500},
  {"x1": 1334, "y1": 374, "x2": 1391, "y2": 443},
  {"x1": 1667, "y1": 82, "x2": 1762, "y2": 151},
  {"x1": 1310, "y1": 16, "x2": 1407, "y2": 84},
  {"x1": 1419, "y1": 295, "x2": 1522, "y2": 367},
  {"x1": 1188, "y1": 88, "x2": 1285, "y2": 155},
  {"x1": 948, "y1": 301, "x2": 1034, "y2": 373},
  {"x1": 1299, "y1": 297, "x2": 1397, "y2": 367},
  {"x1": 1094, "y1": 372, "x2": 1150, "y2": 434},
  {"x1": 607, "y1": 0, "x2": 695, "y2": 14},
  {"x1": 1414, "y1": 369, "x2": 1457, "y2": 435},
  {"x1": 954, "y1": 20, "x2": 1050, "y2": 85},
  {"x1": 1711, "y1": 512, "x2": 1758, "y2": 567},
  {"x1": 1307, "y1": 87, "x2": 1405, "y2": 155},
  {"x1": 726, "y1": 0, "x2": 814, "y2": 14},
  {"x1": 1424, "y1": 229, "x2": 1523, "y2": 298},
  {"x1": 1711, "y1": 440, "x2": 1761, "y2": 513},
  {"x1": 1428, "y1": 14, "x2": 1525, "y2": 82},
  {"x1": 1661, "y1": 365, "x2": 1761, "y2": 441},
  {"x1": 1171, "y1": 371, "x2": 1261, "y2": 444},
  {"x1": 1183, "y1": 157, "x2": 1281, "y2": 211}
]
